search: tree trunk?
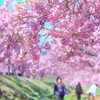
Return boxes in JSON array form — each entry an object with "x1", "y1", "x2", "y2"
[{"x1": 40, "y1": 74, "x2": 45, "y2": 81}]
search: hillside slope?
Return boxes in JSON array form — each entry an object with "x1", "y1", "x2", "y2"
[
  {"x1": 0, "y1": 75, "x2": 73, "y2": 100},
  {"x1": 0, "y1": 75, "x2": 100, "y2": 100}
]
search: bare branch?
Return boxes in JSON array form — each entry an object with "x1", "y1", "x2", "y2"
[
  {"x1": 73, "y1": 2, "x2": 76, "y2": 14},
  {"x1": 78, "y1": 47, "x2": 98, "y2": 57}
]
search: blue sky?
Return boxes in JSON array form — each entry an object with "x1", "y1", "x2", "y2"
[
  {"x1": 0, "y1": 0, "x2": 51, "y2": 45},
  {"x1": 39, "y1": 22, "x2": 52, "y2": 45},
  {"x1": 72, "y1": 1, "x2": 79, "y2": 7}
]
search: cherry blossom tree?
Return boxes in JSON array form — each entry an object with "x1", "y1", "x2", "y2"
[{"x1": 0, "y1": 0, "x2": 100, "y2": 85}]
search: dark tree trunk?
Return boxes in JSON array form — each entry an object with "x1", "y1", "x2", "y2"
[{"x1": 40, "y1": 74, "x2": 45, "y2": 81}]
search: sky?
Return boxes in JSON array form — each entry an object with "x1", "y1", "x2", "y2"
[
  {"x1": 0, "y1": 0, "x2": 51, "y2": 46},
  {"x1": 39, "y1": 22, "x2": 52, "y2": 45}
]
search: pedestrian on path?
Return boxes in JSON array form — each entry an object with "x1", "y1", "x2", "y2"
[
  {"x1": 87, "y1": 84, "x2": 98, "y2": 100},
  {"x1": 75, "y1": 82, "x2": 82, "y2": 100},
  {"x1": 52, "y1": 77, "x2": 68, "y2": 100}
]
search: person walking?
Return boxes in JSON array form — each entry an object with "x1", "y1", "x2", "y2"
[
  {"x1": 52, "y1": 77, "x2": 68, "y2": 100},
  {"x1": 75, "y1": 82, "x2": 82, "y2": 100},
  {"x1": 87, "y1": 84, "x2": 98, "y2": 100}
]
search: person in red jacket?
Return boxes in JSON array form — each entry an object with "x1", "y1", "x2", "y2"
[{"x1": 52, "y1": 77, "x2": 68, "y2": 100}]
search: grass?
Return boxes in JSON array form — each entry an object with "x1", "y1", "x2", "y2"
[
  {"x1": 0, "y1": 75, "x2": 100, "y2": 100},
  {"x1": 0, "y1": 75, "x2": 57, "y2": 100}
]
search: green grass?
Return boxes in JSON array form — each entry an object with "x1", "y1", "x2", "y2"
[
  {"x1": 0, "y1": 75, "x2": 57, "y2": 100},
  {"x1": 0, "y1": 75, "x2": 100, "y2": 100}
]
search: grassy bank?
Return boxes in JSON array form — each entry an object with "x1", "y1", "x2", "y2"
[{"x1": 0, "y1": 75, "x2": 100, "y2": 100}]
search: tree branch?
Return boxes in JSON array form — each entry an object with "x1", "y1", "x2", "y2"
[
  {"x1": 37, "y1": 33, "x2": 50, "y2": 68},
  {"x1": 78, "y1": 47, "x2": 98, "y2": 57},
  {"x1": 73, "y1": 2, "x2": 76, "y2": 14}
]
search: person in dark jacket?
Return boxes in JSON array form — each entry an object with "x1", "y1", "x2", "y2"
[
  {"x1": 75, "y1": 82, "x2": 82, "y2": 100},
  {"x1": 52, "y1": 77, "x2": 68, "y2": 100}
]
